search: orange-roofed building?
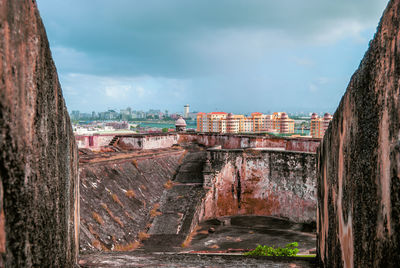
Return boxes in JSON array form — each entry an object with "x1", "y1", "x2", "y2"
[
  {"x1": 310, "y1": 112, "x2": 333, "y2": 138},
  {"x1": 196, "y1": 112, "x2": 207, "y2": 132},
  {"x1": 196, "y1": 112, "x2": 228, "y2": 132},
  {"x1": 196, "y1": 111, "x2": 292, "y2": 134},
  {"x1": 270, "y1": 112, "x2": 295, "y2": 134}
]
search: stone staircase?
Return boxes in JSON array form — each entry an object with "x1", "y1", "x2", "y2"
[
  {"x1": 140, "y1": 148, "x2": 207, "y2": 251},
  {"x1": 108, "y1": 136, "x2": 120, "y2": 147}
]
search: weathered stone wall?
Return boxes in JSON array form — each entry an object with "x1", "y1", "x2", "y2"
[
  {"x1": 179, "y1": 133, "x2": 320, "y2": 152},
  {"x1": 201, "y1": 149, "x2": 316, "y2": 223},
  {"x1": 118, "y1": 134, "x2": 178, "y2": 150},
  {"x1": 75, "y1": 134, "x2": 115, "y2": 150},
  {"x1": 75, "y1": 135, "x2": 91, "y2": 148},
  {"x1": 0, "y1": 0, "x2": 79, "y2": 266},
  {"x1": 77, "y1": 132, "x2": 321, "y2": 153},
  {"x1": 317, "y1": 0, "x2": 400, "y2": 267},
  {"x1": 79, "y1": 148, "x2": 186, "y2": 252}
]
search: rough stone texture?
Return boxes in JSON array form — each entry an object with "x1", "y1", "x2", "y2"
[
  {"x1": 75, "y1": 134, "x2": 115, "y2": 150},
  {"x1": 202, "y1": 149, "x2": 316, "y2": 223},
  {"x1": 76, "y1": 132, "x2": 321, "y2": 153},
  {"x1": 118, "y1": 134, "x2": 178, "y2": 151},
  {"x1": 188, "y1": 216, "x2": 316, "y2": 254},
  {"x1": 0, "y1": 0, "x2": 79, "y2": 266},
  {"x1": 79, "y1": 252, "x2": 316, "y2": 267},
  {"x1": 178, "y1": 133, "x2": 321, "y2": 152},
  {"x1": 79, "y1": 142, "x2": 317, "y2": 258},
  {"x1": 140, "y1": 147, "x2": 207, "y2": 251},
  {"x1": 317, "y1": 0, "x2": 400, "y2": 267},
  {"x1": 79, "y1": 148, "x2": 185, "y2": 253}
]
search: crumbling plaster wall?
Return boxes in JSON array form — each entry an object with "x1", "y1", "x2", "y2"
[
  {"x1": 118, "y1": 134, "x2": 178, "y2": 150},
  {"x1": 317, "y1": 0, "x2": 400, "y2": 267},
  {"x1": 0, "y1": 0, "x2": 79, "y2": 266},
  {"x1": 201, "y1": 149, "x2": 316, "y2": 223},
  {"x1": 75, "y1": 135, "x2": 114, "y2": 150}
]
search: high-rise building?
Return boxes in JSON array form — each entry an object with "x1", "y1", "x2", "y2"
[
  {"x1": 71, "y1": 110, "x2": 80, "y2": 120},
  {"x1": 196, "y1": 111, "x2": 294, "y2": 134},
  {"x1": 120, "y1": 107, "x2": 132, "y2": 120},
  {"x1": 310, "y1": 112, "x2": 333, "y2": 138},
  {"x1": 276, "y1": 112, "x2": 295, "y2": 134},
  {"x1": 184, "y1": 104, "x2": 190, "y2": 118}
]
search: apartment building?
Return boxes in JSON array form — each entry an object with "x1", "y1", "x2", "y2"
[
  {"x1": 310, "y1": 112, "x2": 333, "y2": 138},
  {"x1": 196, "y1": 111, "x2": 294, "y2": 134}
]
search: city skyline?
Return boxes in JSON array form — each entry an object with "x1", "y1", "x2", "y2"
[
  {"x1": 37, "y1": 0, "x2": 388, "y2": 114},
  {"x1": 69, "y1": 105, "x2": 331, "y2": 117}
]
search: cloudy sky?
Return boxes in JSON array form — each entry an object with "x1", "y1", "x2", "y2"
[{"x1": 36, "y1": 0, "x2": 389, "y2": 114}]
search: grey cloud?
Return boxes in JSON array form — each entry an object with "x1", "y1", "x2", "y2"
[
  {"x1": 37, "y1": 0, "x2": 388, "y2": 77},
  {"x1": 36, "y1": 0, "x2": 388, "y2": 113}
]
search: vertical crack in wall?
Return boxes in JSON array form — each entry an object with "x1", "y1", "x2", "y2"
[
  {"x1": 201, "y1": 149, "x2": 316, "y2": 223},
  {"x1": 236, "y1": 170, "x2": 241, "y2": 209}
]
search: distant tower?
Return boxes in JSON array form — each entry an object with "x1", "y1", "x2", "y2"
[
  {"x1": 175, "y1": 116, "x2": 187, "y2": 132},
  {"x1": 184, "y1": 104, "x2": 190, "y2": 118},
  {"x1": 279, "y1": 112, "x2": 289, "y2": 134}
]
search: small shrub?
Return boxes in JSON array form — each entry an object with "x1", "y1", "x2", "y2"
[
  {"x1": 92, "y1": 239, "x2": 108, "y2": 251},
  {"x1": 92, "y1": 239, "x2": 102, "y2": 250},
  {"x1": 164, "y1": 180, "x2": 174, "y2": 189},
  {"x1": 149, "y1": 203, "x2": 162, "y2": 218},
  {"x1": 112, "y1": 193, "x2": 124, "y2": 207},
  {"x1": 244, "y1": 242, "x2": 299, "y2": 257},
  {"x1": 92, "y1": 212, "x2": 104, "y2": 225},
  {"x1": 181, "y1": 225, "x2": 201, "y2": 248},
  {"x1": 113, "y1": 216, "x2": 124, "y2": 228},
  {"x1": 132, "y1": 159, "x2": 139, "y2": 169},
  {"x1": 113, "y1": 241, "x2": 141, "y2": 251},
  {"x1": 140, "y1": 184, "x2": 147, "y2": 191},
  {"x1": 125, "y1": 189, "x2": 136, "y2": 199},
  {"x1": 138, "y1": 231, "x2": 150, "y2": 241},
  {"x1": 101, "y1": 203, "x2": 124, "y2": 227}
]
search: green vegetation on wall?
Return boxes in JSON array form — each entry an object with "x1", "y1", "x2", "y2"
[{"x1": 244, "y1": 242, "x2": 299, "y2": 257}]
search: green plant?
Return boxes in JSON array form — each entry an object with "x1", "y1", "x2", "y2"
[{"x1": 244, "y1": 242, "x2": 299, "y2": 257}]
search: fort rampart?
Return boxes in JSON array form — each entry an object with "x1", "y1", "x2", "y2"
[{"x1": 76, "y1": 132, "x2": 321, "y2": 153}]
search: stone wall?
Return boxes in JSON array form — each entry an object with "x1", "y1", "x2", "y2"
[
  {"x1": 0, "y1": 0, "x2": 79, "y2": 266},
  {"x1": 79, "y1": 148, "x2": 186, "y2": 252},
  {"x1": 118, "y1": 134, "x2": 178, "y2": 150},
  {"x1": 76, "y1": 132, "x2": 321, "y2": 153},
  {"x1": 317, "y1": 0, "x2": 400, "y2": 267},
  {"x1": 178, "y1": 133, "x2": 320, "y2": 152},
  {"x1": 201, "y1": 149, "x2": 316, "y2": 223},
  {"x1": 75, "y1": 134, "x2": 115, "y2": 150}
]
